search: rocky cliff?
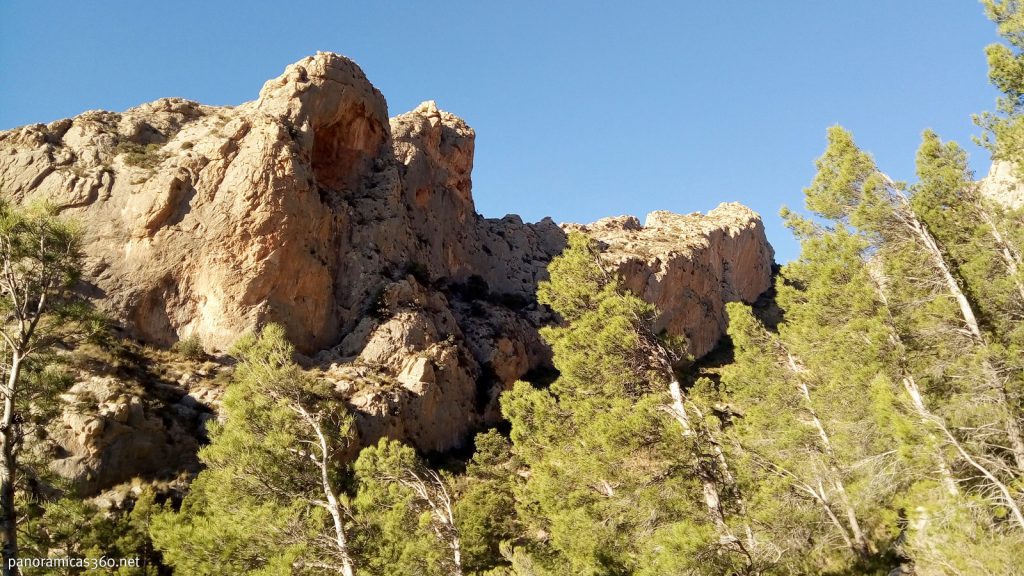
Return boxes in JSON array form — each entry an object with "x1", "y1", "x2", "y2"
[
  {"x1": 981, "y1": 160, "x2": 1024, "y2": 209},
  {"x1": 0, "y1": 52, "x2": 773, "y2": 493}
]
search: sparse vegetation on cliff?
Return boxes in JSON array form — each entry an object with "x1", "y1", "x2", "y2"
[{"x1": 113, "y1": 142, "x2": 164, "y2": 169}]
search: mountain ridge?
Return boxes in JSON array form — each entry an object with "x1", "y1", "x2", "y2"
[{"x1": 0, "y1": 52, "x2": 773, "y2": 488}]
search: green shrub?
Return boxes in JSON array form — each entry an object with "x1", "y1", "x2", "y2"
[
  {"x1": 115, "y1": 141, "x2": 164, "y2": 168},
  {"x1": 402, "y1": 261, "x2": 431, "y2": 285},
  {"x1": 173, "y1": 335, "x2": 206, "y2": 361}
]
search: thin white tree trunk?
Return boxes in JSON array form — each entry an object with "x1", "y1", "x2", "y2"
[
  {"x1": 917, "y1": 212, "x2": 1024, "y2": 467},
  {"x1": 668, "y1": 379, "x2": 695, "y2": 437},
  {"x1": 887, "y1": 177, "x2": 1024, "y2": 471},
  {"x1": 980, "y1": 361, "x2": 1024, "y2": 471},
  {"x1": 607, "y1": 244, "x2": 754, "y2": 561},
  {"x1": 869, "y1": 265, "x2": 962, "y2": 497},
  {"x1": 869, "y1": 236, "x2": 1023, "y2": 526},
  {"x1": 688, "y1": 400, "x2": 757, "y2": 550},
  {"x1": 976, "y1": 199, "x2": 1024, "y2": 302},
  {"x1": 817, "y1": 488, "x2": 856, "y2": 552},
  {"x1": 395, "y1": 469, "x2": 463, "y2": 576},
  {"x1": 900, "y1": 376, "x2": 960, "y2": 497},
  {"x1": 295, "y1": 405, "x2": 355, "y2": 576},
  {"x1": 758, "y1": 455, "x2": 856, "y2": 554},
  {"x1": 0, "y1": 353, "x2": 21, "y2": 576},
  {"x1": 668, "y1": 379, "x2": 727, "y2": 530},
  {"x1": 786, "y1": 353, "x2": 871, "y2": 557},
  {"x1": 905, "y1": 210, "x2": 982, "y2": 338},
  {"x1": 430, "y1": 469, "x2": 463, "y2": 576},
  {"x1": 938, "y1": 420, "x2": 1024, "y2": 531}
]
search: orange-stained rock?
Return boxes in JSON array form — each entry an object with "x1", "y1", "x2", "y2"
[
  {"x1": 1, "y1": 52, "x2": 775, "y2": 468},
  {"x1": 570, "y1": 203, "x2": 775, "y2": 358}
]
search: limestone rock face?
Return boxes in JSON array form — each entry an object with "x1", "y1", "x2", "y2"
[
  {"x1": 980, "y1": 160, "x2": 1024, "y2": 209},
  {"x1": 567, "y1": 203, "x2": 775, "y2": 358},
  {"x1": 38, "y1": 355, "x2": 223, "y2": 495},
  {"x1": 1, "y1": 52, "x2": 775, "y2": 462}
]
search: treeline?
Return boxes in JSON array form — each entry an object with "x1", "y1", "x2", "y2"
[
  {"x1": 147, "y1": 118, "x2": 1024, "y2": 574},
  {"x1": 143, "y1": 119, "x2": 1024, "y2": 573}
]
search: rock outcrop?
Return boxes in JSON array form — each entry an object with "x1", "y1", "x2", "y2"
[
  {"x1": 46, "y1": 376, "x2": 203, "y2": 494},
  {"x1": 0, "y1": 52, "x2": 775, "y2": 485},
  {"x1": 980, "y1": 160, "x2": 1024, "y2": 209},
  {"x1": 0, "y1": 58, "x2": 563, "y2": 355},
  {"x1": 28, "y1": 345, "x2": 225, "y2": 495},
  {"x1": 570, "y1": 204, "x2": 774, "y2": 358}
]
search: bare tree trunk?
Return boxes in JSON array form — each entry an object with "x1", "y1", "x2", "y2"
[
  {"x1": 688, "y1": 400, "x2": 757, "y2": 550},
  {"x1": 987, "y1": 222, "x2": 1024, "y2": 301},
  {"x1": 0, "y1": 353, "x2": 21, "y2": 576},
  {"x1": 816, "y1": 487, "x2": 857, "y2": 553},
  {"x1": 669, "y1": 377, "x2": 764, "y2": 574},
  {"x1": 982, "y1": 361, "x2": 1024, "y2": 472},
  {"x1": 427, "y1": 469, "x2": 463, "y2": 576},
  {"x1": 393, "y1": 468, "x2": 463, "y2": 576},
  {"x1": 323, "y1": 477, "x2": 354, "y2": 576},
  {"x1": 786, "y1": 353, "x2": 872, "y2": 558},
  {"x1": 887, "y1": 178, "x2": 1024, "y2": 471},
  {"x1": 975, "y1": 197, "x2": 1024, "y2": 302},
  {"x1": 938, "y1": 420, "x2": 1024, "y2": 531},
  {"x1": 755, "y1": 455, "x2": 857, "y2": 555},
  {"x1": 900, "y1": 376, "x2": 960, "y2": 497},
  {"x1": 869, "y1": 249, "x2": 1022, "y2": 529},
  {"x1": 293, "y1": 405, "x2": 355, "y2": 576},
  {"x1": 669, "y1": 379, "x2": 728, "y2": 530},
  {"x1": 883, "y1": 176, "x2": 981, "y2": 334},
  {"x1": 869, "y1": 265, "x2": 962, "y2": 497},
  {"x1": 451, "y1": 536, "x2": 463, "y2": 576},
  {"x1": 601, "y1": 243, "x2": 755, "y2": 566},
  {"x1": 317, "y1": 444, "x2": 354, "y2": 576},
  {"x1": 832, "y1": 480, "x2": 871, "y2": 558},
  {"x1": 439, "y1": 481, "x2": 463, "y2": 576},
  {"x1": 0, "y1": 439, "x2": 15, "y2": 576},
  {"x1": 904, "y1": 208, "x2": 983, "y2": 337},
  {"x1": 599, "y1": 238, "x2": 733, "y2": 535}
]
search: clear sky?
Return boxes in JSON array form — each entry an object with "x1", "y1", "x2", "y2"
[{"x1": 0, "y1": 1, "x2": 1002, "y2": 262}]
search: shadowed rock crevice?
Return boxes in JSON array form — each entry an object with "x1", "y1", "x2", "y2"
[{"x1": 311, "y1": 102, "x2": 386, "y2": 191}]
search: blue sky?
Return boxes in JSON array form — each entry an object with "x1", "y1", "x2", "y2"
[{"x1": 0, "y1": 1, "x2": 1002, "y2": 262}]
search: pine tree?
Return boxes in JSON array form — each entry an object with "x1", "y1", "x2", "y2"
[
  {"x1": 719, "y1": 229, "x2": 908, "y2": 571},
  {"x1": 729, "y1": 126, "x2": 1024, "y2": 574},
  {"x1": 454, "y1": 430, "x2": 521, "y2": 574},
  {"x1": 502, "y1": 232, "x2": 764, "y2": 575},
  {"x1": 912, "y1": 130, "x2": 1024, "y2": 471},
  {"x1": 914, "y1": 130, "x2": 1024, "y2": 310},
  {"x1": 352, "y1": 438, "x2": 464, "y2": 576},
  {"x1": 0, "y1": 202, "x2": 102, "y2": 576},
  {"x1": 150, "y1": 324, "x2": 358, "y2": 575},
  {"x1": 20, "y1": 488, "x2": 163, "y2": 575},
  {"x1": 804, "y1": 126, "x2": 1024, "y2": 477},
  {"x1": 978, "y1": 0, "x2": 1024, "y2": 170}
]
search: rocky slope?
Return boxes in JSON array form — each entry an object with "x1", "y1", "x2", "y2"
[{"x1": 0, "y1": 52, "x2": 773, "y2": 493}]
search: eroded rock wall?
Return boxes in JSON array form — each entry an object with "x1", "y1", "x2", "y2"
[
  {"x1": 572, "y1": 204, "x2": 775, "y2": 358},
  {"x1": 980, "y1": 160, "x2": 1024, "y2": 209},
  {"x1": 0, "y1": 53, "x2": 775, "y2": 489}
]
